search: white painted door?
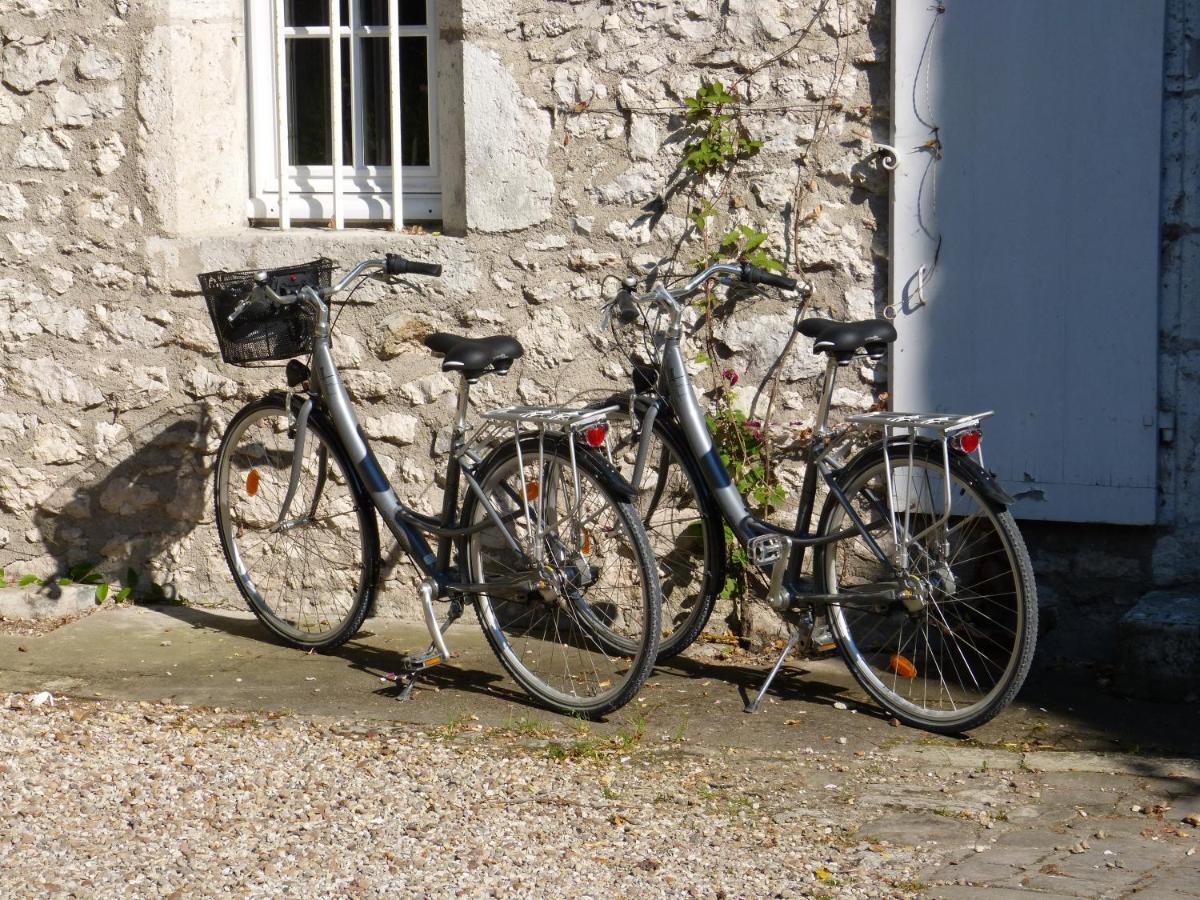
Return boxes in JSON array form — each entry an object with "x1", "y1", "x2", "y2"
[{"x1": 890, "y1": 2, "x2": 1164, "y2": 524}]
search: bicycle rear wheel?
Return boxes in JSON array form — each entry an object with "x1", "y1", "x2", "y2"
[
  {"x1": 814, "y1": 443, "x2": 1037, "y2": 733},
  {"x1": 463, "y1": 436, "x2": 661, "y2": 718},
  {"x1": 214, "y1": 396, "x2": 379, "y2": 649}
]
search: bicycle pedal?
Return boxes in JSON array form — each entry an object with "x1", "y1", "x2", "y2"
[
  {"x1": 809, "y1": 616, "x2": 836, "y2": 652},
  {"x1": 395, "y1": 649, "x2": 447, "y2": 675},
  {"x1": 747, "y1": 533, "x2": 787, "y2": 566}
]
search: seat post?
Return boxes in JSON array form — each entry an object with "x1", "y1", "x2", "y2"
[
  {"x1": 453, "y1": 376, "x2": 471, "y2": 438},
  {"x1": 813, "y1": 357, "x2": 839, "y2": 435}
]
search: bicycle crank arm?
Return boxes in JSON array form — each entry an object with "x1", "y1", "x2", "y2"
[
  {"x1": 445, "y1": 575, "x2": 544, "y2": 598},
  {"x1": 797, "y1": 585, "x2": 900, "y2": 608}
]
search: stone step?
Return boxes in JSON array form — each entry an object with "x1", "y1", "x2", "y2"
[
  {"x1": 1116, "y1": 591, "x2": 1200, "y2": 701},
  {"x1": 0, "y1": 584, "x2": 101, "y2": 620}
]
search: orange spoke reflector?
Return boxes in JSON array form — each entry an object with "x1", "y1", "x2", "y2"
[
  {"x1": 581, "y1": 530, "x2": 592, "y2": 554},
  {"x1": 246, "y1": 469, "x2": 260, "y2": 497},
  {"x1": 525, "y1": 482, "x2": 539, "y2": 501},
  {"x1": 888, "y1": 653, "x2": 917, "y2": 679}
]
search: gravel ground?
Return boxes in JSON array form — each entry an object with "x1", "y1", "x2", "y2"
[{"x1": 1, "y1": 694, "x2": 943, "y2": 898}]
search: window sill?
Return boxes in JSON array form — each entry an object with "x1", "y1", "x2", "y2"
[{"x1": 149, "y1": 226, "x2": 466, "y2": 297}]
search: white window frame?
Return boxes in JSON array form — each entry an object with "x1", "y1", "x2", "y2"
[{"x1": 245, "y1": 0, "x2": 442, "y2": 225}]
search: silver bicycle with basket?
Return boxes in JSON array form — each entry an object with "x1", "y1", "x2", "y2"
[{"x1": 198, "y1": 255, "x2": 661, "y2": 718}]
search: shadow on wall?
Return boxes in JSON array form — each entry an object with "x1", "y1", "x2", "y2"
[{"x1": 30, "y1": 403, "x2": 221, "y2": 600}]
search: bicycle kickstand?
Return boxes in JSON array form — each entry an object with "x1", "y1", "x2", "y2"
[{"x1": 744, "y1": 625, "x2": 801, "y2": 714}]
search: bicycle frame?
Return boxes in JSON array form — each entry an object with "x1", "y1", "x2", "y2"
[
  {"x1": 270, "y1": 275, "x2": 560, "y2": 661},
  {"x1": 643, "y1": 290, "x2": 891, "y2": 599}
]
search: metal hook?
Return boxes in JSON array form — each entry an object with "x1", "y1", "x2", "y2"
[{"x1": 874, "y1": 143, "x2": 901, "y2": 171}]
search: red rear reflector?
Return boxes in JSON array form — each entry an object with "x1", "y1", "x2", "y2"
[
  {"x1": 584, "y1": 424, "x2": 608, "y2": 448},
  {"x1": 955, "y1": 430, "x2": 981, "y2": 454}
]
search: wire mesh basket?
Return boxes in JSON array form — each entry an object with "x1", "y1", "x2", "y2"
[{"x1": 197, "y1": 259, "x2": 334, "y2": 366}]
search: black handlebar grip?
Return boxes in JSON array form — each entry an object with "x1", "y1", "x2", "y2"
[
  {"x1": 615, "y1": 289, "x2": 639, "y2": 324},
  {"x1": 741, "y1": 263, "x2": 798, "y2": 292},
  {"x1": 385, "y1": 253, "x2": 443, "y2": 277}
]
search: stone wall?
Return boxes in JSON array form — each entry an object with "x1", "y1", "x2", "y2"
[{"x1": 0, "y1": 0, "x2": 887, "y2": 622}]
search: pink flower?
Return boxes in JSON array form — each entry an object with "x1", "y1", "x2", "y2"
[{"x1": 722, "y1": 368, "x2": 739, "y2": 386}]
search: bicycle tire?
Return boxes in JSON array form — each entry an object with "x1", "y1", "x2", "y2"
[
  {"x1": 214, "y1": 395, "x2": 379, "y2": 650},
  {"x1": 603, "y1": 402, "x2": 725, "y2": 659},
  {"x1": 461, "y1": 435, "x2": 661, "y2": 718},
  {"x1": 813, "y1": 442, "x2": 1037, "y2": 733}
]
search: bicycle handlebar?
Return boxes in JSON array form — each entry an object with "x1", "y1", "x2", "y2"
[{"x1": 230, "y1": 255, "x2": 442, "y2": 322}]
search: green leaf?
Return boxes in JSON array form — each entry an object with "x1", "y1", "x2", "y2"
[
  {"x1": 694, "y1": 351, "x2": 711, "y2": 365},
  {"x1": 18, "y1": 574, "x2": 39, "y2": 587},
  {"x1": 125, "y1": 567, "x2": 139, "y2": 589},
  {"x1": 95, "y1": 582, "x2": 109, "y2": 604},
  {"x1": 115, "y1": 587, "x2": 132, "y2": 603}
]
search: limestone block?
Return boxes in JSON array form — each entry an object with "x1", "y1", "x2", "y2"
[
  {"x1": 2, "y1": 36, "x2": 68, "y2": 93},
  {"x1": 463, "y1": 43, "x2": 554, "y2": 232},
  {"x1": 182, "y1": 363, "x2": 237, "y2": 399},
  {"x1": 332, "y1": 331, "x2": 364, "y2": 367},
  {"x1": 41, "y1": 265, "x2": 73, "y2": 295},
  {"x1": 29, "y1": 423, "x2": 84, "y2": 465},
  {"x1": 93, "y1": 421, "x2": 126, "y2": 457},
  {"x1": 628, "y1": 114, "x2": 660, "y2": 161},
  {"x1": 0, "y1": 91, "x2": 26, "y2": 124},
  {"x1": 10, "y1": 357, "x2": 104, "y2": 407},
  {"x1": 519, "y1": 307, "x2": 578, "y2": 368},
  {"x1": 719, "y1": 313, "x2": 827, "y2": 383},
  {"x1": 341, "y1": 369, "x2": 393, "y2": 401},
  {"x1": 92, "y1": 305, "x2": 166, "y2": 346},
  {"x1": 76, "y1": 46, "x2": 124, "y2": 81},
  {"x1": 5, "y1": 228, "x2": 49, "y2": 256},
  {"x1": 597, "y1": 168, "x2": 657, "y2": 205},
  {"x1": 398, "y1": 372, "x2": 454, "y2": 406},
  {"x1": 0, "y1": 182, "x2": 27, "y2": 220},
  {"x1": 522, "y1": 281, "x2": 569, "y2": 305},
  {"x1": 98, "y1": 478, "x2": 159, "y2": 515},
  {"x1": 373, "y1": 315, "x2": 429, "y2": 360},
  {"x1": 108, "y1": 363, "x2": 170, "y2": 411},
  {"x1": 0, "y1": 305, "x2": 43, "y2": 342},
  {"x1": 87, "y1": 83, "x2": 124, "y2": 119},
  {"x1": 363, "y1": 412, "x2": 417, "y2": 446},
  {"x1": 567, "y1": 248, "x2": 620, "y2": 272},
  {"x1": 14, "y1": 131, "x2": 69, "y2": 170},
  {"x1": 91, "y1": 132, "x2": 126, "y2": 176},
  {"x1": 0, "y1": 461, "x2": 51, "y2": 512},
  {"x1": 0, "y1": 411, "x2": 35, "y2": 444},
  {"x1": 79, "y1": 188, "x2": 130, "y2": 228},
  {"x1": 552, "y1": 65, "x2": 596, "y2": 107},
  {"x1": 49, "y1": 85, "x2": 93, "y2": 128}
]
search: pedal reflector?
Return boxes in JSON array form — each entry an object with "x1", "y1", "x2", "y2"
[
  {"x1": 246, "y1": 469, "x2": 260, "y2": 496},
  {"x1": 888, "y1": 653, "x2": 917, "y2": 678}
]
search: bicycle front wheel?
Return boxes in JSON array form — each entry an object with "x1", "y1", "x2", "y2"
[
  {"x1": 463, "y1": 436, "x2": 661, "y2": 718},
  {"x1": 214, "y1": 396, "x2": 379, "y2": 650},
  {"x1": 814, "y1": 443, "x2": 1037, "y2": 733}
]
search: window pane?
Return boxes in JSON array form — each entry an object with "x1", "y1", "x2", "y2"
[
  {"x1": 285, "y1": 0, "x2": 350, "y2": 27},
  {"x1": 359, "y1": 1, "x2": 426, "y2": 27},
  {"x1": 286, "y1": 38, "x2": 352, "y2": 166},
  {"x1": 360, "y1": 36, "x2": 430, "y2": 167}
]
